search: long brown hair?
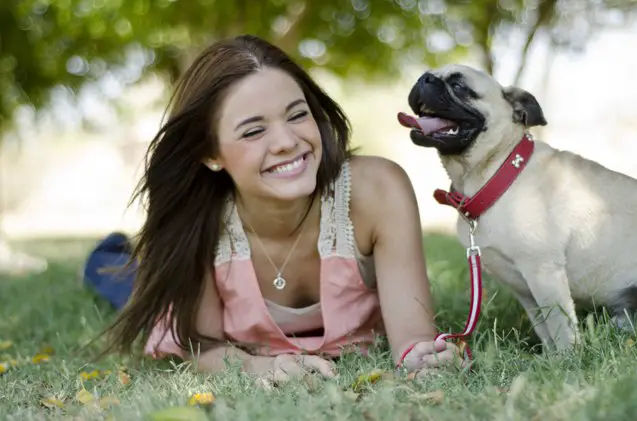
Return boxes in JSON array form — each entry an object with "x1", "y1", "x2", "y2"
[{"x1": 100, "y1": 35, "x2": 353, "y2": 357}]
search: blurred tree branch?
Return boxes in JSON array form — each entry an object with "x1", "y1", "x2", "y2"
[{"x1": 0, "y1": 0, "x2": 635, "y2": 138}]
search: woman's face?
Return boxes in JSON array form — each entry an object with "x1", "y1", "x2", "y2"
[{"x1": 212, "y1": 67, "x2": 322, "y2": 203}]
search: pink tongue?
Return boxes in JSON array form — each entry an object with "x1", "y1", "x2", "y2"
[{"x1": 397, "y1": 112, "x2": 455, "y2": 135}]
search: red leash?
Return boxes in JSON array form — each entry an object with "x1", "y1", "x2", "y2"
[
  {"x1": 434, "y1": 220, "x2": 482, "y2": 361},
  {"x1": 432, "y1": 134, "x2": 535, "y2": 363}
]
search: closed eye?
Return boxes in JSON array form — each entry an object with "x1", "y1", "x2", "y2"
[
  {"x1": 241, "y1": 111, "x2": 309, "y2": 139},
  {"x1": 289, "y1": 110, "x2": 309, "y2": 121},
  {"x1": 242, "y1": 127, "x2": 264, "y2": 139}
]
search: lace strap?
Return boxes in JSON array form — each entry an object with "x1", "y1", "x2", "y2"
[
  {"x1": 214, "y1": 197, "x2": 251, "y2": 265},
  {"x1": 332, "y1": 161, "x2": 356, "y2": 258}
]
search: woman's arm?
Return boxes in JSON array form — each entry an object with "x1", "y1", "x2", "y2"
[
  {"x1": 186, "y1": 272, "x2": 253, "y2": 372},
  {"x1": 350, "y1": 156, "x2": 453, "y2": 366},
  {"x1": 188, "y1": 273, "x2": 337, "y2": 379}
]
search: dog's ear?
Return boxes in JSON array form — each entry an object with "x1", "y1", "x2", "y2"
[{"x1": 502, "y1": 86, "x2": 547, "y2": 127}]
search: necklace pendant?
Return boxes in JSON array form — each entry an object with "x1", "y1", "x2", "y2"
[{"x1": 273, "y1": 275, "x2": 286, "y2": 290}]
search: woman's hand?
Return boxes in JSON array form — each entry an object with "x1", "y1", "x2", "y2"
[
  {"x1": 401, "y1": 339, "x2": 467, "y2": 374},
  {"x1": 248, "y1": 354, "x2": 338, "y2": 384}
]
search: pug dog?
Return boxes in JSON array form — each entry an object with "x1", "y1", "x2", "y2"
[{"x1": 397, "y1": 64, "x2": 637, "y2": 352}]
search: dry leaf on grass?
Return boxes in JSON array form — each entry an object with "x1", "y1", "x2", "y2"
[
  {"x1": 40, "y1": 345, "x2": 55, "y2": 355},
  {"x1": 75, "y1": 388, "x2": 120, "y2": 410},
  {"x1": 148, "y1": 406, "x2": 209, "y2": 421},
  {"x1": 0, "y1": 340, "x2": 13, "y2": 351},
  {"x1": 31, "y1": 353, "x2": 50, "y2": 364},
  {"x1": 79, "y1": 370, "x2": 112, "y2": 381},
  {"x1": 351, "y1": 369, "x2": 385, "y2": 392},
  {"x1": 41, "y1": 396, "x2": 65, "y2": 409},
  {"x1": 187, "y1": 392, "x2": 215, "y2": 407},
  {"x1": 76, "y1": 389, "x2": 95, "y2": 405},
  {"x1": 118, "y1": 370, "x2": 131, "y2": 385},
  {"x1": 423, "y1": 389, "x2": 445, "y2": 405},
  {"x1": 0, "y1": 359, "x2": 19, "y2": 375},
  {"x1": 98, "y1": 396, "x2": 120, "y2": 409}
]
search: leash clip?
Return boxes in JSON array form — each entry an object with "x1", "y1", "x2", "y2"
[{"x1": 466, "y1": 219, "x2": 481, "y2": 258}]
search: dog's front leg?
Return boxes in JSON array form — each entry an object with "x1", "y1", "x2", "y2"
[
  {"x1": 517, "y1": 262, "x2": 580, "y2": 351},
  {"x1": 510, "y1": 291, "x2": 555, "y2": 350}
]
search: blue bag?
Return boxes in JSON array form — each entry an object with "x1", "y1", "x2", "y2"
[{"x1": 82, "y1": 232, "x2": 137, "y2": 310}]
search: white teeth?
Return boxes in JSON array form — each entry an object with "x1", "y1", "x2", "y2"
[
  {"x1": 446, "y1": 127, "x2": 459, "y2": 135},
  {"x1": 269, "y1": 155, "x2": 304, "y2": 174}
]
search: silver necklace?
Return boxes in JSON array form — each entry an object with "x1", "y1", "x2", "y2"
[{"x1": 243, "y1": 212, "x2": 308, "y2": 291}]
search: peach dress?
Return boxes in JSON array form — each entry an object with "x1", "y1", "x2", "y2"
[{"x1": 144, "y1": 161, "x2": 385, "y2": 359}]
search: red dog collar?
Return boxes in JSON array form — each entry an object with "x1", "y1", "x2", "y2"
[{"x1": 434, "y1": 134, "x2": 535, "y2": 219}]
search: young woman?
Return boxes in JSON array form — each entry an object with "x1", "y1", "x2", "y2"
[{"x1": 98, "y1": 34, "x2": 462, "y2": 382}]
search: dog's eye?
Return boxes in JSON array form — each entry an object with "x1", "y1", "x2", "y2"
[{"x1": 450, "y1": 82, "x2": 464, "y2": 91}]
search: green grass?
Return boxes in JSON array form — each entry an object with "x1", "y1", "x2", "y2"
[{"x1": 1, "y1": 233, "x2": 637, "y2": 420}]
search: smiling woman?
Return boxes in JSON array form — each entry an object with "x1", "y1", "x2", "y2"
[{"x1": 91, "y1": 34, "x2": 464, "y2": 382}]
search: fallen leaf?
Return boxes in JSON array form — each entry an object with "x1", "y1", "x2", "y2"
[
  {"x1": 351, "y1": 369, "x2": 385, "y2": 392},
  {"x1": 0, "y1": 340, "x2": 13, "y2": 351},
  {"x1": 118, "y1": 370, "x2": 131, "y2": 385},
  {"x1": 40, "y1": 345, "x2": 55, "y2": 355},
  {"x1": 422, "y1": 389, "x2": 445, "y2": 405},
  {"x1": 80, "y1": 370, "x2": 100, "y2": 381},
  {"x1": 98, "y1": 396, "x2": 120, "y2": 409},
  {"x1": 187, "y1": 392, "x2": 215, "y2": 407},
  {"x1": 32, "y1": 353, "x2": 50, "y2": 364},
  {"x1": 76, "y1": 389, "x2": 95, "y2": 405},
  {"x1": 41, "y1": 396, "x2": 65, "y2": 409},
  {"x1": 148, "y1": 406, "x2": 208, "y2": 421}
]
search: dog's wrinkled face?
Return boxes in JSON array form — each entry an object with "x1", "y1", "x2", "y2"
[{"x1": 398, "y1": 64, "x2": 547, "y2": 156}]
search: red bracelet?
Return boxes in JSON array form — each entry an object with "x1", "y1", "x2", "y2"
[{"x1": 396, "y1": 342, "x2": 417, "y2": 369}]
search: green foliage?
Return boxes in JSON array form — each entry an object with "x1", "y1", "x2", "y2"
[{"x1": 0, "y1": 0, "x2": 634, "y2": 134}]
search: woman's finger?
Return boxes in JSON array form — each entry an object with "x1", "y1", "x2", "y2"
[
  {"x1": 298, "y1": 355, "x2": 337, "y2": 378},
  {"x1": 419, "y1": 348, "x2": 459, "y2": 368},
  {"x1": 272, "y1": 368, "x2": 291, "y2": 384},
  {"x1": 279, "y1": 360, "x2": 306, "y2": 377},
  {"x1": 411, "y1": 339, "x2": 448, "y2": 357}
]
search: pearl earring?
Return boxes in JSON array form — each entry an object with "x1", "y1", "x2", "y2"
[{"x1": 210, "y1": 163, "x2": 222, "y2": 171}]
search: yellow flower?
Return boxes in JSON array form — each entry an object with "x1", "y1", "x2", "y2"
[
  {"x1": 40, "y1": 345, "x2": 55, "y2": 355},
  {"x1": 0, "y1": 362, "x2": 8, "y2": 374},
  {"x1": 79, "y1": 370, "x2": 99, "y2": 381},
  {"x1": 32, "y1": 353, "x2": 50, "y2": 364},
  {"x1": 188, "y1": 392, "x2": 215, "y2": 406},
  {"x1": 0, "y1": 340, "x2": 13, "y2": 351}
]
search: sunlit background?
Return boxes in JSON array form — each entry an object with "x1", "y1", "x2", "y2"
[{"x1": 2, "y1": 0, "x2": 636, "y2": 273}]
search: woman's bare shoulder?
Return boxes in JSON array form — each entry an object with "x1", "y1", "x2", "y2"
[
  {"x1": 347, "y1": 155, "x2": 421, "y2": 246},
  {"x1": 348, "y1": 155, "x2": 418, "y2": 206}
]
